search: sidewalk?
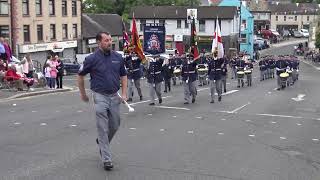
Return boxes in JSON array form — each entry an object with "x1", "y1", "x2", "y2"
[
  {"x1": 270, "y1": 38, "x2": 308, "y2": 48},
  {"x1": 0, "y1": 86, "x2": 75, "y2": 100},
  {"x1": 300, "y1": 58, "x2": 320, "y2": 70}
]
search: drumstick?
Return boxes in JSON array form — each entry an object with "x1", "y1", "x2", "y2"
[{"x1": 117, "y1": 93, "x2": 135, "y2": 112}]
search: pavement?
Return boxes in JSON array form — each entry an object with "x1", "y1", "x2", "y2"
[{"x1": 1, "y1": 42, "x2": 320, "y2": 180}]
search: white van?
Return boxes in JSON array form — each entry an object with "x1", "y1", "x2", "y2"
[{"x1": 300, "y1": 29, "x2": 309, "y2": 37}]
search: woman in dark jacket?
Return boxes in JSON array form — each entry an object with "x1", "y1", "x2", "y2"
[{"x1": 55, "y1": 55, "x2": 64, "y2": 89}]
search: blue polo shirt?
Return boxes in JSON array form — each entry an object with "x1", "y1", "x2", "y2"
[{"x1": 78, "y1": 50, "x2": 127, "y2": 94}]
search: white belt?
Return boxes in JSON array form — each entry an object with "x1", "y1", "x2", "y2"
[
  {"x1": 151, "y1": 71, "x2": 161, "y2": 74},
  {"x1": 187, "y1": 71, "x2": 195, "y2": 73},
  {"x1": 133, "y1": 68, "x2": 140, "y2": 72}
]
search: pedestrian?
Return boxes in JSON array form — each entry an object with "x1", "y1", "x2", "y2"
[
  {"x1": 48, "y1": 57, "x2": 58, "y2": 89},
  {"x1": 181, "y1": 54, "x2": 197, "y2": 104},
  {"x1": 55, "y1": 55, "x2": 64, "y2": 89},
  {"x1": 78, "y1": 32, "x2": 127, "y2": 171},
  {"x1": 20, "y1": 53, "x2": 34, "y2": 78},
  {"x1": 124, "y1": 51, "x2": 143, "y2": 101},
  {"x1": 207, "y1": 51, "x2": 223, "y2": 103},
  {"x1": 44, "y1": 61, "x2": 51, "y2": 89},
  {"x1": 146, "y1": 55, "x2": 163, "y2": 105}
]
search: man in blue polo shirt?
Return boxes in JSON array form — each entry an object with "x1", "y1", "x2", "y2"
[{"x1": 77, "y1": 32, "x2": 127, "y2": 171}]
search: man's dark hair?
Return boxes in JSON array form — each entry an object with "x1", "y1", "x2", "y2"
[{"x1": 96, "y1": 32, "x2": 111, "y2": 42}]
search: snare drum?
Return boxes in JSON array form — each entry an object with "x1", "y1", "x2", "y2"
[
  {"x1": 244, "y1": 70, "x2": 252, "y2": 75},
  {"x1": 237, "y1": 71, "x2": 245, "y2": 78}
]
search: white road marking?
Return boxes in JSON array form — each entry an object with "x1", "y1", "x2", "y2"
[
  {"x1": 77, "y1": 110, "x2": 83, "y2": 113},
  {"x1": 226, "y1": 83, "x2": 231, "y2": 85},
  {"x1": 70, "y1": 124, "x2": 77, "y2": 127},
  {"x1": 292, "y1": 94, "x2": 306, "y2": 102},
  {"x1": 172, "y1": 116, "x2": 177, "y2": 118},
  {"x1": 40, "y1": 123, "x2": 47, "y2": 126},
  {"x1": 273, "y1": 88, "x2": 278, "y2": 91},
  {"x1": 154, "y1": 106, "x2": 190, "y2": 111},
  {"x1": 196, "y1": 116, "x2": 202, "y2": 119},
  {"x1": 245, "y1": 120, "x2": 252, "y2": 122},
  {"x1": 32, "y1": 110, "x2": 37, "y2": 113},
  {"x1": 14, "y1": 122, "x2": 21, "y2": 125},
  {"x1": 249, "y1": 134, "x2": 255, "y2": 137},
  {"x1": 268, "y1": 92, "x2": 272, "y2": 94},
  {"x1": 123, "y1": 112, "x2": 128, "y2": 115},
  {"x1": 147, "y1": 114, "x2": 152, "y2": 116},
  {"x1": 280, "y1": 137, "x2": 287, "y2": 140},
  {"x1": 221, "y1": 118, "x2": 226, "y2": 121},
  {"x1": 197, "y1": 88, "x2": 209, "y2": 92},
  {"x1": 160, "y1": 129, "x2": 165, "y2": 132},
  {"x1": 187, "y1": 130, "x2": 194, "y2": 134},
  {"x1": 312, "y1": 139, "x2": 319, "y2": 142},
  {"x1": 12, "y1": 104, "x2": 16, "y2": 106},
  {"x1": 270, "y1": 121, "x2": 277, "y2": 124},
  {"x1": 218, "y1": 132, "x2": 224, "y2": 135},
  {"x1": 56, "y1": 110, "x2": 60, "y2": 113},
  {"x1": 10, "y1": 111, "x2": 15, "y2": 113},
  {"x1": 297, "y1": 123, "x2": 302, "y2": 126},
  {"x1": 229, "y1": 102, "x2": 251, "y2": 113},
  {"x1": 129, "y1": 128, "x2": 136, "y2": 130},
  {"x1": 129, "y1": 96, "x2": 172, "y2": 106},
  {"x1": 257, "y1": 113, "x2": 303, "y2": 119}
]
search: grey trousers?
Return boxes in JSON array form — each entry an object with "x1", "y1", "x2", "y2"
[
  {"x1": 128, "y1": 78, "x2": 142, "y2": 98},
  {"x1": 246, "y1": 74, "x2": 252, "y2": 86},
  {"x1": 183, "y1": 80, "x2": 197, "y2": 102},
  {"x1": 221, "y1": 75, "x2": 227, "y2": 91},
  {"x1": 277, "y1": 75, "x2": 282, "y2": 88},
  {"x1": 260, "y1": 70, "x2": 267, "y2": 81},
  {"x1": 149, "y1": 82, "x2": 162, "y2": 103},
  {"x1": 270, "y1": 68, "x2": 275, "y2": 78},
  {"x1": 93, "y1": 92, "x2": 121, "y2": 163},
  {"x1": 210, "y1": 79, "x2": 222, "y2": 100}
]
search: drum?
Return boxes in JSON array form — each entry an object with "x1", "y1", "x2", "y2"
[
  {"x1": 280, "y1": 72, "x2": 289, "y2": 78},
  {"x1": 197, "y1": 68, "x2": 208, "y2": 78},
  {"x1": 197, "y1": 68, "x2": 208, "y2": 72},
  {"x1": 244, "y1": 70, "x2": 252, "y2": 75},
  {"x1": 237, "y1": 71, "x2": 245, "y2": 78},
  {"x1": 173, "y1": 68, "x2": 181, "y2": 77}
]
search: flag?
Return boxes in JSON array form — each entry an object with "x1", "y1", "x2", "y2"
[
  {"x1": 131, "y1": 14, "x2": 146, "y2": 63},
  {"x1": 211, "y1": 17, "x2": 224, "y2": 58},
  {"x1": 190, "y1": 18, "x2": 200, "y2": 60},
  {"x1": 122, "y1": 19, "x2": 130, "y2": 50}
]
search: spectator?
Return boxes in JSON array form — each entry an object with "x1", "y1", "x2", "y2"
[
  {"x1": 55, "y1": 55, "x2": 64, "y2": 89},
  {"x1": 20, "y1": 53, "x2": 34, "y2": 78},
  {"x1": 0, "y1": 59, "x2": 6, "y2": 80},
  {"x1": 5, "y1": 65, "x2": 24, "y2": 91},
  {"x1": 3, "y1": 38, "x2": 12, "y2": 63},
  {"x1": 0, "y1": 37, "x2": 6, "y2": 62},
  {"x1": 47, "y1": 55, "x2": 59, "y2": 89},
  {"x1": 44, "y1": 62, "x2": 51, "y2": 89}
]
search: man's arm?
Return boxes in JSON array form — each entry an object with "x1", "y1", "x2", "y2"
[
  {"x1": 120, "y1": 75, "x2": 128, "y2": 101},
  {"x1": 77, "y1": 75, "x2": 89, "y2": 102}
]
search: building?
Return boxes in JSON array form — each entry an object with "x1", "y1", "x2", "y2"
[
  {"x1": 269, "y1": 3, "x2": 320, "y2": 32},
  {"x1": 0, "y1": 0, "x2": 82, "y2": 64},
  {"x1": 219, "y1": 0, "x2": 254, "y2": 58},
  {"x1": 81, "y1": 14, "x2": 123, "y2": 53},
  {"x1": 129, "y1": 6, "x2": 239, "y2": 56}
]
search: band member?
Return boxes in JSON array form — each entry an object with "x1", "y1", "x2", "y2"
[
  {"x1": 181, "y1": 54, "x2": 197, "y2": 104},
  {"x1": 235, "y1": 56, "x2": 246, "y2": 88},
  {"x1": 207, "y1": 51, "x2": 224, "y2": 103},
  {"x1": 259, "y1": 58, "x2": 267, "y2": 81},
  {"x1": 245, "y1": 60, "x2": 253, "y2": 87},
  {"x1": 124, "y1": 51, "x2": 143, "y2": 101},
  {"x1": 163, "y1": 55, "x2": 174, "y2": 93},
  {"x1": 197, "y1": 52, "x2": 208, "y2": 86},
  {"x1": 275, "y1": 57, "x2": 288, "y2": 90},
  {"x1": 146, "y1": 55, "x2": 164, "y2": 105},
  {"x1": 221, "y1": 55, "x2": 228, "y2": 93}
]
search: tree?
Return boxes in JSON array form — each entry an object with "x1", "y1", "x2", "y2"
[{"x1": 315, "y1": 29, "x2": 320, "y2": 49}]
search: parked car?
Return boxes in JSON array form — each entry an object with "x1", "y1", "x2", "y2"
[
  {"x1": 61, "y1": 58, "x2": 80, "y2": 76},
  {"x1": 270, "y1": 29, "x2": 280, "y2": 37},
  {"x1": 300, "y1": 29, "x2": 309, "y2": 37},
  {"x1": 293, "y1": 31, "x2": 303, "y2": 38},
  {"x1": 254, "y1": 36, "x2": 269, "y2": 50}
]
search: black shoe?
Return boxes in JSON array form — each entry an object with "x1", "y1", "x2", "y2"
[
  {"x1": 104, "y1": 161, "x2": 113, "y2": 171},
  {"x1": 224, "y1": 89, "x2": 227, "y2": 93},
  {"x1": 237, "y1": 85, "x2": 240, "y2": 88},
  {"x1": 140, "y1": 96, "x2": 143, "y2": 100},
  {"x1": 96, "y1": 138, "x2": 99, "y2": 144},
  {"x1": 184, "y1": 102, "x2": 189, "y2": 104},
  {"x1": 198, "y1": 84, "x2": 203, "y2": 86},
  {"x1": 210, "y1": 100, "x2": 214, "y2": 103},
  {"x1": 159, "y1": 98, "x2": 162, "y2": 104},
  {"x1": 164, "y1": 90, "x2": 167, "y2": 93},
  {"x1": 218, "y1": 96, "x2": 222, "y2": 102},
  {"x1": 276, "y1": 88, "x2": 280, "y2": 91},
  {"x1": 149, "y1": 103, "x2": 155, "y2": 106},
  {"x1": 127, "y1": 98, "x2": 133, "y2": 102},
  {"x1": 192, "y1": 98, "x2": 195, "y2": 103}
]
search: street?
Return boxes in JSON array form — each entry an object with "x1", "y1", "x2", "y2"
[{"x1": 2, "y1": 43, "x2": 320, "y2": 180}]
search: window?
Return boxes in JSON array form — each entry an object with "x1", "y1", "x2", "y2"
[
  {"x1": 50, "y1": 24, "x2": 56, "y2": 40},
  {"x1": 0, "y1": 25, "x2": 9, "y2": 38},
  {"x1": 284, "y1": 16, "x2": 286, "y2": 21},
  {"x1": 177, "y1": 20, "x2": 181, "y2": 28},
  {"x1": 62, "y1": 24, "x2": 68, "y2": 39},
  {"x1": 62, "y1": 0, "x2": 67, "y2": 16},
  {"x1": 139, "y1": 20, "x2": 146, "y2": 31},
  {"x1": 276, "y1": 16, "x2": 278, "y2": 21},
  {"x1": 23, "y1": 25, "x2": 30, "y2": 43},
  {"x1": 185, "y1": 20, "x2": 189, "y2": 28},
  {"x1": 307, "y1": 16, "x2": 310, "y2": 21},
  {"x1": 159, "y1": 20, "x2": 165, "y2": 25},
  {"x1": 199, "y1": 19, "x2": 205, "y2": 32},
  {"x1": 72, "y1": 24, "x2": 77, "y2": 38},
  {"x1": 36, "y1": 0, "x2": 42, "y2": 15},
  {"x1": 49, "y1": 0, "x2": 55, "y2": 16},
  {"x1": 37, "y1": 25, "x2": 43, "y2": 41},
  {"x1": 240, "y1": 33, "x2": 247, "y2": 43},
  {"x1": 0, "y1": 0, "x2": 9, "y2": 15},
  {"x1": 241, "y1": 19, "x2": 247, "y2": 29},
  {"x1": 72, "y1": 0, "x2": 77, "y2": 16},
  {"x1": 295, "y1": 16, "x2": 297, "y2": 21},
  {"x1": 22, "y1": 0, "x2": 29, "y2": 15}
]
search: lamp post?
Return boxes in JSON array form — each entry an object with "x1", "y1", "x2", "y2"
[{"x1": 238, "y1": 0, "x2": 242, "y2": 54}]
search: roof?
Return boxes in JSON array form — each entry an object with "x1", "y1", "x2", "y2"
[
  {"x1": 129, "y1": 6, "x2": 237, "y2": 19},
  {"x1": 268, "y1": 3, "x2": 320, "y2": 15},
  {"x1": 82, "y1": 14, "x2": 124, "y2": 38}
]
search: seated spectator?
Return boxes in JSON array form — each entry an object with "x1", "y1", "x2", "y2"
[
  {"x1": 4, "y1": 65, "x2": 24, "y2": 91},
  {"x1": 0, "y1": 59, "x2": 6, "y2": 79}
]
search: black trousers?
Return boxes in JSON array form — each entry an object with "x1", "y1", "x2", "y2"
[
  {"x1": 56, "y1": 75, "x2": 63, "y2": 88},
  {"x1": 164, "y1": 78, "x2": 171, "y2": 92}
]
